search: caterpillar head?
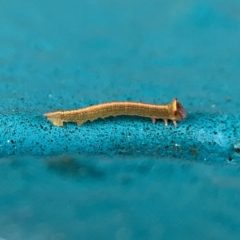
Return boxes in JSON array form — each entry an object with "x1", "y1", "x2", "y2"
[{"x1": 171, "y1": 98, "x2": 187, "y2": 121}]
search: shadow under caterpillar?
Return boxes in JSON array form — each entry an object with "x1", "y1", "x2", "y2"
[{"x1": 44, "y1": 98, "x2": 186, "y2": 127}]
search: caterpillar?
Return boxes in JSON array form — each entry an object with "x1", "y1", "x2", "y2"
[{"x1": 44, "y1": 98, "x2": 186, "y2": 127}]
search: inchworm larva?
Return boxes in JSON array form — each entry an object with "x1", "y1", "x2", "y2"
[{"x1": 44, "y1": 98, "x2": 186, "y2": 127}]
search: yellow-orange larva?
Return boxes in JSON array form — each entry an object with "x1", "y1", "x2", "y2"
[{"x1": 44, "y1": 98, "x2": 186, "y2": 127}]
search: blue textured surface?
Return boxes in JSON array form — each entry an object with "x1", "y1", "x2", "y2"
[
  {"x1": 1, "y1": 0, "x2": 240, "y2": 239},
  {"x1": 1, "y1": 0, "x2": 240, "y2": 161},
  {"x1": 1, "y1": 113, "x2": 240, "y2": 163}
]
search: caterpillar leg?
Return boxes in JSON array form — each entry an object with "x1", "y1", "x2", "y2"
[
  {"x1": 77, "y1": 121, "x2": 84, "y2": 126},
  {"x1": 152, "y1": 118, "x2": 156, "y2": 124},
  {"x1": 44, "y1": 112, "x2": 63, "y2": 127},
  {"x1": 49, "y1": 118, "x2": 64, "y2": 127},
  {"x1": 173, "y1": 120, "x2": 177, "y2": 127},
  {"x1": 164, "y1": 119, "x2": 168, "y2": 126}
]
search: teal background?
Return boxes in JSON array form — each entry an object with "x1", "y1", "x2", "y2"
[{"x1": 1, "y1": 0, "x2": 240, "y2": 239}]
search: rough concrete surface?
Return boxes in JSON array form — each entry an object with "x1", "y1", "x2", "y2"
[{"x1": 1, "y1": 0, "x2": 240, "y2": 239}]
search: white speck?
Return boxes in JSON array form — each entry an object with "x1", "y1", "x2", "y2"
[
  {"x1": 48, "y1": 94, "x2": 52, "y2": 98},
  {"x1": 204, "y1": 158, "x2": 207, "y2": 161},
  {"x1": 211, "y1": 104, "x2": 216, "y2": 108},
  {"x1": 12, "y1": 109, "x2": 15, "y2": 112},
  {"x1": 175, "y1": 144, "x2": 180, "y2": 147},
  {"x1": 7, "y1": 140, "x2": 10, "y2": 143},
  {"x1": 234, "y1": 142, "x2": 240, "y2": 149}
]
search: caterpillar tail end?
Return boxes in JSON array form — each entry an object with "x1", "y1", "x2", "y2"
[{"x1": 44, "y1": 111, "x2": 64, "y2": 127}]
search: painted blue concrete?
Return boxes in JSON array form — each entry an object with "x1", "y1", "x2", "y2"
[
  {"x1": 1, "y1": 156, "x2": 240, "y2": 240},
  {"x1": 1, "y1": 0, "x2": 240, "y2": 239},
  {"x1": 1, "y1": 112, "x2": 240, "y2": 162},
  {"x1": 1, "y1": 0, "x2": 240, "y2": 162}
]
